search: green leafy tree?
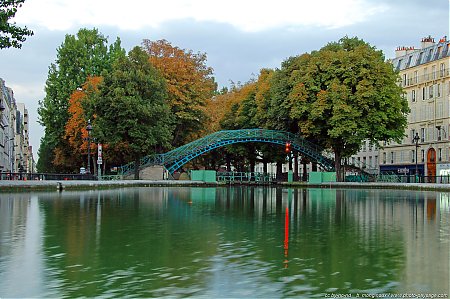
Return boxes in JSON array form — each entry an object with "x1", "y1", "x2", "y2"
[
  {"x1": 287, "y1": 36, "x2": 409, "y2": 181},
  {"x1": 91, "y1": 46, "x2": 173, "y2": 179},
  {"x1": 0, "y1": 0, "x2": 33, "y2": 49},
  {"x1": 37, "y1": 28, "x2": 125, "y2": 172}
]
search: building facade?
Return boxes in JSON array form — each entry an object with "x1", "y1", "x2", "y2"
[
  {"x1": 0, "y1": 78, "x2": 33, "y2": 176},
  {"x1": 379, "y1": 36, "x2": 450, "y2": 177}
]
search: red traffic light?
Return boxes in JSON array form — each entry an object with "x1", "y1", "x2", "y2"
[{"x1": 285, "y1": 142, "x2": 291, "y2": 153}]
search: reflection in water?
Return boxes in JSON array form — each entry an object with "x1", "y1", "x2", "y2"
[
  {"x1": 0, "y1": 187, "x2": 449, "y2": 297},
  {"x1": 284, "y1": 206, "x2": 289, "y2": 269}
]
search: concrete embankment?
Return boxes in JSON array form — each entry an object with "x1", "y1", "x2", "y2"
[
  {"x1": 281, "y1": 181, "x2": 450, "y2": 191},
  {"x1": 1, "y1": 180, "x2": 450, "y2": 192},
  {"x1": 0, "y1": 180, "x2": 218, "y2": 192}
]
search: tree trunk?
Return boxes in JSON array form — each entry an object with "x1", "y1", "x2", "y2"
[
  {"x1": 334, "y1": 150, "x2": 342, "y2": 182},
  {"x1": 134, "y1": 156, "x2": 140, "y2": 180},
  {"x1": 276, "y1": 161, "x2": 282, "y2": 181},
  {"x1": 302, "y1": 159, "x2": 308, "y2": 181}
]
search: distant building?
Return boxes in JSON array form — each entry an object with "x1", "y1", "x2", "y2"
[
  {"x1": 0, "y1": 78, "x2": 33, "y2": 176},
  {"x1": 379, "y1": 35, "x2": 450, "y2": 178}
]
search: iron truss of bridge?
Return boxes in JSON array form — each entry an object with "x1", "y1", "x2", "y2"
[{"x1": 118, "y1": 129, "x2": 374, "y2": 177}]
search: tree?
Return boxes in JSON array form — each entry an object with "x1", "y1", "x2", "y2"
[
  {"x1": 37, "y1": 28, "x2": 125, "y2": 172},
  {"x1": 53, "y1": 76, "x2": 103, "y2": 171},
  {"x1": 287, "y1": 36, "x2": 409, "y2": 181},
  {"x1": 142, "y1": 39, "x2": 216, "y2": 147},
  {"x1": 91, "y1": 47, "x2": 173, "y2": 179},
  {"x1": 0, "y1": 0, "x2": 33, "y2": 49}
]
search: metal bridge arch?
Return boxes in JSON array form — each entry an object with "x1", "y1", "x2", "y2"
[{"x1": 118, "y1": 129, "x2": 335, "y2": 176}]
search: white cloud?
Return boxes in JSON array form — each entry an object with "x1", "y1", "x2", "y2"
[{"x1": 16, "y1": 0, "x2": 387, "y2": 32}]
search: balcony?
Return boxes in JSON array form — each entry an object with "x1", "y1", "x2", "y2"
[{"x1": 400, "y1": 69, "x2": 449, "y2": 87}]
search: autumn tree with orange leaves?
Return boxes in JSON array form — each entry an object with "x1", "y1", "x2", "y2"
[
  {"x1": 142, "y1": 39, "x2": 216, "y2": 147},
  {"x1": 53, "y1": 77, "x2": 102, "y2": 172}
]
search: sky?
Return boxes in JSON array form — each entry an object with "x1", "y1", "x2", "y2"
[{"x1": 0, "y1": 0, "x2": 449, "y2": 161}]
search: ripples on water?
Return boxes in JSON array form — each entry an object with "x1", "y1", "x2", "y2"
[{"x1": 0, "y1": 187, "x2": 448, "y2": 298}]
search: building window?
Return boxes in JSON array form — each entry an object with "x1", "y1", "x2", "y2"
[
  {"x1": 383, "y1": 152, "x2": 386, "y2": 164},
  {"x1": 440, "y1": 63, "x2": 446, "y2": 77},
  {"x1": 411, "y1": 90, "x2": 416, "y2": 102},
  {"x1": 422, "y1": 87, "x2": 426, "y2": 100},
  {"x1": 390, "y1": 151, "x2": 394, "y2": 164},
  {"x1": 411, "y1": 150, "x2": 415, "y2": 163},
  {"x1": 417, "y1": 52, "x2": 423, "y2": 65},
  {"x1": 427, "y1": 49, "x2": 433, "y2": 61},
  {"x1": 429, "y1": 85, "x2": 434, "y2": 98},
  {"x1": 421, "y1": 149, "x2": 425, "y2": 162},
  {"x1": 437, "y1": 84, "x2": 441, "y2": 97},
  {"x1": 432, "y1": 65, "x2": 436, "y2": 79},
  {"x1": 414, "y1": 70, "x2": 418, "y2": 83},
  {"x1": 437, "y1": 102, "x2": 443, "y2": 118},
  {"x1": 411, "y1": 129, "x2": 416, "y2": 143},
  {"x1": 369, "y1": 156, "x2": 372, "y2": 167},
  {"x1": 438, "y1": 148, "x2": 442, "y2": 162},
  {"x1": 406, "y1": 55, "x2": 412, "y2": 68},
  {"x1": 421, "y1": 128, "x2": 425, "y2": 142}
]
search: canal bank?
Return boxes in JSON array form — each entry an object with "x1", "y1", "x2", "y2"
[
  {"x1": 1, "y1": 179, "x2": 450, "y2": 192},
  {"x1": 0, "y1": 180, "x2": 218, "y2": 192}
]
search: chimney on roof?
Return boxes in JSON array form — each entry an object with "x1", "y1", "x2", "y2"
[
  {"x1": 395, "y1": 46, "x2": 416, "y2": 58},
  {"x1": 421, "y1": 35, "x2": 435, "y2": 49}
]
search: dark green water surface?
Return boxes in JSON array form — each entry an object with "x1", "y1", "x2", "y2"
[{"x1": 0, "y1": 187, "x2": 449, "y2": 298}]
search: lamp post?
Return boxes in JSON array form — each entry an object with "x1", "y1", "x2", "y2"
[
  {"x1": 86, "y1": 119, "x2": 93, "y2": 174},
  {"x1": 413, "y1": 132, "x2": 420, "y2": 180}
]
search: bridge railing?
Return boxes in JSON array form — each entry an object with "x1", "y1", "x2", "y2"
[{"x1": 118, "y1": 129, "x2": 336, "y2": 176}]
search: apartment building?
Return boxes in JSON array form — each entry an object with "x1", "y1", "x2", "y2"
[
  {"x1": 379, "y1": 36, "x2": 450, "y2": 177},
  {"x1": 0, "y1": 78, "x2": 33, "y2": 175}
]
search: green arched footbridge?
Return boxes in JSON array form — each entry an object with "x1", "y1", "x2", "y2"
[{"x1": 118, "y1": 129, "x2": 337, "y2": 176}]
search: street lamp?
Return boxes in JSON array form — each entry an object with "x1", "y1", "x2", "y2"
[
  {"x1": 413, "y1": 132, "x2": 420, "y2": 179},
  {"x1": 86, "y1": 119, "x2": 93, "y2": 174}
]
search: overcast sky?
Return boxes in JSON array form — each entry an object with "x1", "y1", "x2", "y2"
[{"x1": 0, "y1": 0, "x2": 448, "y2": 160}]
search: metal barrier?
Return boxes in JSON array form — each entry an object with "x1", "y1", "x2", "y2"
[
  {"x1": 375, "y1": 174, "x2": 450, "y2": 184},
  {"x1": 0, "y1": 172, "x2": 97, "y2": 181}
]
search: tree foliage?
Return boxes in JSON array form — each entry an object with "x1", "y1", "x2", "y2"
[
  {"x1": 37, "y1": 28, "x2": 125, "y2": 172},
  {"x1": 91, "y1": 47, "x2": 173, "y2": 179},
  {"x1": 285, "y1": 36, "x2": 409, "y2": 180},
  {"x1": 53, "y1": 76, "x2": 103, "y2": 171},
  {"x1": 0, "y1": 0, "x2": 33, "y2": 49},
  {"x1": 142, "y1": 39, "x2": 216, "y2": 147}
]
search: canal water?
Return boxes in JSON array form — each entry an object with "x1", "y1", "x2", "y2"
[{"x1": 0, "y1": 187, "x2": 449, "y2": 298}]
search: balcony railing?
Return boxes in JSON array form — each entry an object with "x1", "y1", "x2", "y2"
[{"x1": 400, "y1": 69, "x2": 449, "y2": 87}]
